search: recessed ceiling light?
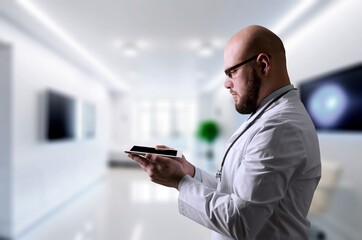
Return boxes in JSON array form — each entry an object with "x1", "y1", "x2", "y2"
[
  {"x1": 136, "y1": 40, "x2": 150, "y2": 50},
  {"x1": 210, "y1": 38, "x2": 225, "y2": 48},
  {"x1": 199, "y1": 47, "x2": 214, "y2": 57},
  {"x1": 188, "y1": 39, "x2": 220, "y2": 57},
  {"x1": 113, "y1": 40, "x2": 148, "y2": 57},
  {"x1": 123, "y1": 47, "x2": 138, "y2": 57},
  {"x1": 188, "y1": 39, "x2": 202, "y2": 50}
]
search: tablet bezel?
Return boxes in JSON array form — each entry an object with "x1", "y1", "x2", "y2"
[{"x1": 125, "y1": 145, "x2": 182, "y2": 158}]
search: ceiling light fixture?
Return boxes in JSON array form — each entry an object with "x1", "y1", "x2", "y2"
[
  {"x1": 16, "y1": 0, "x2": 128, "y2": 91},
  {"x1": 123, "y1": 47, "x2": 138, "y2": 57},
  {"x1": 188, "y1": 39, "x2": 202, "y2": 50},
  {"x1": 135, "y1": 40, "x2": 150, "y2": 50},
  {"x1": 210, "y1": 38, "x2": 225, "y2": 49},
  {"x1": 113, "y1": 40, "x2": 148, "y2": 57},
  {"x1": 199, "y1": 47, "x2": 214, "y2": 57},
  {"x1": 188, "y1": 39, "x2": 221, "y2": 57}
]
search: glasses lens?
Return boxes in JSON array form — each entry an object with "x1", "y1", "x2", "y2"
[{"x1": 226, "y1": 69, "x2": 236, "y2": 79}]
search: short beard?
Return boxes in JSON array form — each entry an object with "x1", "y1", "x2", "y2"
[{"x1": 235, "y1": 68, "x2": 261, "y2": 114}]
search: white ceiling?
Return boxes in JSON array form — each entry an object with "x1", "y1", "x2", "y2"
[{"x1": 0, "y1": 0, "x2": 332, "y2": 95}]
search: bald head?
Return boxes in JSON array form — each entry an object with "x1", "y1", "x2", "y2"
[
  {"x1": 225, "y1": 25, "x2": 286, "y2": 69},
  {"x1": 224, "y1": 25, "x2": 291, "y2": 112}
]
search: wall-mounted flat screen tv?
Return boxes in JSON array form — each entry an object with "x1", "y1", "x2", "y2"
[
  {"x1": 299, "y1": 63, "x2": 362, "y2": 131},
  {"x1": 45, "y1": 90, "x2": 76, "y2": 140}
]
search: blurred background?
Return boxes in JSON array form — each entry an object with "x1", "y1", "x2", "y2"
[{"x1": 0, "y1": 0, "x2": 361, "y2": 239}]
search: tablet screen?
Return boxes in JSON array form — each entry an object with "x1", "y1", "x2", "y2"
[{"x1": 130, "y1": 146, "x2": 178, "y2": 156}]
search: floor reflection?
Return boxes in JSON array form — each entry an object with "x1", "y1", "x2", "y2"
[{"x1": 18, "y1": 167, "x2": 211, "y2": 240}]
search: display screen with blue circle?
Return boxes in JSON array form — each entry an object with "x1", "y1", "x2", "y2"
[{"x1": 299, "y1": 64, "x2": 362, "y2": 131}]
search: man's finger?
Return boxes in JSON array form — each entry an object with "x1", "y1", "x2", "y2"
[
  {"x1": 155, "y1": 145, "x2": 172, "y2": 150},
  {"x1": 148, "y1": 154, "x2": 172, "y2": 166},
  {"x1": 128, "y1": 154, "x2": 150, "y2": 168},
  {"x1": 145, "y1": 153, "x2": 168, "y2": 164},
  {"x1": 145, "y1": 153, "x2": 153, "y2": 159}
]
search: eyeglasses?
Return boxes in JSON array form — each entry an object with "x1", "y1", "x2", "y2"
[{"x1": 224, "y1": 54, "x2": 259, "y2": 79}]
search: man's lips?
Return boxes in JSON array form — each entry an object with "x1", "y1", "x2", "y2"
[
  {"x1": 230, "y1": 91, "x2": 238, "y2": 96},
  {"x1": 230, "y1": 91, "x2": 238, "y2": 101}
]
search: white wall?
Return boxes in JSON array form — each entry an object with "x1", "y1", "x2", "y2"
[
  {"x1": 0, "y1": 17, "x2": 110, "y2": 239},
  {"x1": 0, "y1": 44, "x2": 13, "y2": 238},
  {"x1": 109, "y1": 93, "x2": 133, "y2": 147},
  {"x1": 286, "y1": 0, "x2": 362, "y2": 238},
  {"x1": 286, "y1": 1, "x2": 362, "y2": 82}
]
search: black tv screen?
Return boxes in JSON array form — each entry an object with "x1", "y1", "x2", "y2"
[
  {"x1": 299, "y1": 63, "x2": 362, "y2": 131},
  {"x1": 46, "y1": 90, "x2": 75, "y2": 140}
]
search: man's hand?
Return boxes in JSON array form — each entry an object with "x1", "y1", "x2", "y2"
[
  {"x1": 128, "y1": 145, "x2": 193, "y2": 189},
  {"x1": 155, "y1": 145, "x2": 195, "y2": 177}
]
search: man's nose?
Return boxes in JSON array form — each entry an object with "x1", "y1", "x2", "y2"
[{"x1": 224, "y1": 77, "x2": 233, "y2": 89}]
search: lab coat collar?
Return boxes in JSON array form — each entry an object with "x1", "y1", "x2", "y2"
[{"x1": 228, "y1": 84, "x2": 295, "y2": 145}]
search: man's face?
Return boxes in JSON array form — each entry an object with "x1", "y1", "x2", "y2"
[
  {"x1": 234, "y1": 68, "x2": 261, "y2": 114},
  {"x1": 224, "y1": 66, "x2": 261, "y2": 114},
  {"x1": 224, "y1": 37, "x2": 262, "y2": 115}
]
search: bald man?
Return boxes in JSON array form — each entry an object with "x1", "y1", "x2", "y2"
[{"x1": 128, "y1": 25, "x2": 321, "y2": 240}]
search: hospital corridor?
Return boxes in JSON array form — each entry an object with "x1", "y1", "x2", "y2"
[{"x1": 1, "y1": 1, "x2": 362, "y2": 240}]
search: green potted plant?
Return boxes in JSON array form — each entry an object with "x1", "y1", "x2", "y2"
[{"x1": 196, "y1": 119, "x2": 220, "y2": 160}]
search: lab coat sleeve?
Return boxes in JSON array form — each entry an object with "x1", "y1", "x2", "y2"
[
  {"x1": 179, "y1": 167, "x2": 218, "y2": 190},
  {"x1": 197, "y1": 167, "x2": 219, "y2": 189},
  {"x1": 178, "y1": 120, "x2": 305, "y2": 239},
  {"x1": 179, "y1": 176, "x2": 249, "y2": 239}
]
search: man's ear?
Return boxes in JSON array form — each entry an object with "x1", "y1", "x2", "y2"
[
  {"x1": 261, "y1": 62, "x2": 267, "y2": 73},
  {"x1": 257, "y1": 54, "x2": 270, "y2": 75}
]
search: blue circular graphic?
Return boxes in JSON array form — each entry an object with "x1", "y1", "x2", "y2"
[{"x1": 308, "y1": 84, "x2": 347, "y2": 128}]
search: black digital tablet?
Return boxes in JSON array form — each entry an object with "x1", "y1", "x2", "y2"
[{"x1": 125, "y1": 145, "x2": 182, "y2": 158}]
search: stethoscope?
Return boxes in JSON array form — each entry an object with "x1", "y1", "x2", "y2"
[{"x1": 215, "y1": 88, "x2": 297, "y2": 180}]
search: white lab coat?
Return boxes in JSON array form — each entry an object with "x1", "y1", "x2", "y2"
[{"x1": 178, "y1": 88, "x2": 321, "y2": 240}]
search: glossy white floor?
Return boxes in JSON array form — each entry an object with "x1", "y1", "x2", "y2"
[
  {"x1": 16, "y1": 164, "x2": 345, "y2": 240},
  {"x1": 18, "y1": 167, "x2": 212, "y2": 240}
]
